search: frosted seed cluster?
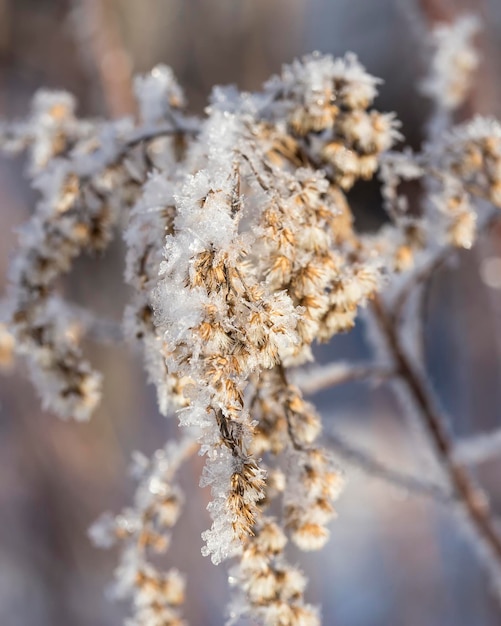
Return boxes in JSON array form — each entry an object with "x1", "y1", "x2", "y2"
[
  {"x1": 89, "y1": 438, "x2": 194, "y2": 626},
  {"x1": 420, "y1": 15, "x2": 480, "y2": 112},
  {"x1": 3, "y1": 21, "x2": 501, "y2": 624},
  {"x1": 228, "y1": 517, "x2": 320, "y2": 626}
]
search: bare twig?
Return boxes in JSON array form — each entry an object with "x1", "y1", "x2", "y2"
[
  {"x1": 72, "y1": 0, "x2": 136, "y2": 117},
  {"x1": 454, "y1": 429, "x2": 501, "y2": 466},
  {"x1": 372, "y1": 294, "x2": 501, "y2": 572},
  {"x1": 295, "y1": 361, "x2": 395, "y2": 396},
  {"x1": 74, "y1": 122, "x2": 198, "y2": 190},
  {"x1": 278, "y1": 364, "x2": 306, "y2": 452},
  {"x1": 392, "y1": 250, "x2": 450, "y2": 323},
  {"x1": 325, "y1": 430, "x2": 452, "y2": 503},
  {"x1": 67, "y1": 304, "x2": 123, "y2": 344},
  {"x1": 418, "y1": 0, "x2": 455, "y2": 25},
  {"x1": 0, "y1": 0, "x2": 10, "y2": 59},
  {"x1": 393, "y1": 210, "x2": 501, "y2": 325}
]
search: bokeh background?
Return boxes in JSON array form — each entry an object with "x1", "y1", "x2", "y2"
[{"x1": 2, "y1": 0, "x2": 501, "y2": 624}]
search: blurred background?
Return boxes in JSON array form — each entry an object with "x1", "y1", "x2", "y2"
[{"x1": 1, "y1": 0, "x2": 501, "y2": 624}]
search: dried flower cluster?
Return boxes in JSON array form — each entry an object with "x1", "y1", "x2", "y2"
[
  {"x1": 229, "y1": 517, "x2": 319, "y2": 626},
  {"x1": 3, "y1": 14, "x2": 501, "y2": 625},
  {"x1": 90, "y1": 438, "x2": 195, "y2": 626},
  {"x1": 420, "y1": 15, "x2": 480, "y2": 112}
]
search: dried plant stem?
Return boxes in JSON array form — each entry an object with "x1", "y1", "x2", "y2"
[
  {"x1": 297, "y1": 362, "x2": 395, "y2": 396},
  {"x1": 372, "y1": 294, "x2": 501, "y2": 567},
  {"x1": 75, "y1": 0, "x2": 136, "y2": 117},
  {"x1": 0, "y1": 0, "x2": 10, "y2": 58},
  {"x1": 392, "y1": 251, "x2": 449, "y2": 323},
  {"x1": 418, "y1": 0, "x2": 455, "y2": 25},
  {"x1": 454, "y1": 429, "x2": 501, "y2": 466},
  {"x1": 67, "y1": 304, "x2": 123, "y2": 343},
  {"x1": 278, "y1": 364, "x2": 306, "y2": 452},
  {"x1": 70, "y1": 123, "x2": 197, "y2": 194},
  {"x1": 121, "y1": 123, "x2": 199, "y2": 152},
  {"x1": 393, "y1": 211, "x2": 501, "y2": 327},
  {"x1": 326, "y1": 430, "x2": 452, "y2": 503}
]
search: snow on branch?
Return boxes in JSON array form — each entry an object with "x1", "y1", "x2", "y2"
[
  {"x1": 294, "y1": 361, "x2": 395, "y2": 395},
  {"x1": 454, "y1": 429, "x2": 501, "y2": 466}
]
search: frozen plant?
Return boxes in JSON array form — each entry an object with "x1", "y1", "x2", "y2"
[{"x1": 3, "y1": 12, "x2": 501, "y2": 626}]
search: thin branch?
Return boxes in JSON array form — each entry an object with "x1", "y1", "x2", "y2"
[
  {"x1": 372, "y1": 294, "x2": 501, "y2": 568},
  {"x1": 454, "y1": 429, "x2": 501, "y2": 466},
  {"x1": 67, "y1": 304, "x2": 123, "y2": 344},
  {"x1": 325, "y1": 430, "x2": 452, "y2": 504},
  {"x1": 417, "y1": 0, "x2": 455, "y2": 25},
  {"x1": 393, "y1": 210, "x2": 501, "y2": 324},
  {"x1": 295, "y1": 361, "x2": 395, "y2": 396},
  {"x1": 0, "y1": 0, "x2": 10, "y2": 59},
  {"x1": 278, "y1": 364, "x2": 305, "y2": 452},
  {"x1": 74, "y1": 122, "x2": 198, "y2": 189},
  {"x1": 392, "y1": 250, "x2": 450, "y2": 323},
  {"x1": 122, "y1": 122, "x2": 199, "y2": 149},
  {"x1": 415, "y1": 280, "x2": 430, "y2": 363},
  {"x1": 240, "y1": 151, "x2": 272, "y2": 192},
  {"x1": 1, "y1": 297, "x2": 123, "y2": 350},
  {"x1": 72, "y1": 0, "x2": 136, "y2": 118}
]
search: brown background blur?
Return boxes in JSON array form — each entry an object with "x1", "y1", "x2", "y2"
[{"x1": 1, "y1": 1, "x2": 501, "y2": 624}]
